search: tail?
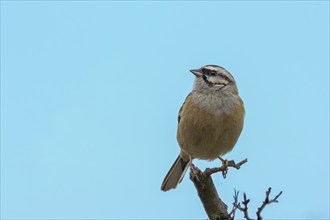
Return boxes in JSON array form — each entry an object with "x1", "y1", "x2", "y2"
[{"x1": 161, "y1": 155, "x2": 189, "y2": 192}]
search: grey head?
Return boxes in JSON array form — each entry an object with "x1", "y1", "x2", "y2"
[{"x1": 190, "y1": 65, "x2": 238, "y2": 94}]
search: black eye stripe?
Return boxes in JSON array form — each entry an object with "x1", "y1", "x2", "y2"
[
  {"x1": 202, "y1": 68, "x2": 209, "y2": 75},
  {"x1": 202, "y1": 68, "x2": 217, "y2": 76},
  {"x1": 210, "y1": 70, "x2": 217, "y2": 75},
  {"x1": 220, "y1": 73, "x2": 232, "y2": 83},
  {"x1": 202, "y1": 75, "x2": 213, "y2": 87},
  {"x1": 201, "y1": 68, "x2": 232, "y2": 82}
]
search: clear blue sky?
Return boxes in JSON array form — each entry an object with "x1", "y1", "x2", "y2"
[{"x1": 1, "y1": 1, "x2": 329, "y2": 219}]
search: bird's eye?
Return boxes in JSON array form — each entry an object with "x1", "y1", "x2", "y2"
[
  {"x1": 202, "y1": 68, "x2": 217, "y2": 76},
  {"x1": 210, "y1": 70, "x2": 217, "y2": 75}
]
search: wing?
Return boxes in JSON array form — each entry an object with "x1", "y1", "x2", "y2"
[{"x1": 178, "y1": 92, "x2": 192, "y2": 124}]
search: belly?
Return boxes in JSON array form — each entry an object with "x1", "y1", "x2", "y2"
[{"x1": 177, "y1": 95, "x2": 244, "y2": 160}]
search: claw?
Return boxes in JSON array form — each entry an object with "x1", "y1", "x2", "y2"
[
  {"x1": 189, "y1": 155, "x2": 200, "y2": 181},
  {"x1": 218, "y1": 157, "x2": 229, "y2": 178}
]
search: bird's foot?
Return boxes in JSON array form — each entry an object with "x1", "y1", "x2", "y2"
[
  {"x1": 189, "y1": 155, "x2": 200, "y2": 181},
  {"x1": 218, "y1": 157, "x2": 229, "y2": 178}
]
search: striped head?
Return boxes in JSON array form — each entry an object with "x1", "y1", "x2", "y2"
[{"x1": 190, "y1": 65, "x2": 238, "y2": 94}]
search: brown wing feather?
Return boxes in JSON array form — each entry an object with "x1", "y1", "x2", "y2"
[{"x1": 178, "y1": 92, "x2": 192, "y2": 123}]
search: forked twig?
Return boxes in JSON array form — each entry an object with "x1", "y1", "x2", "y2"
[
  {"x1": 228, "y1": 189, "x2": 240, "y2": 220},
  {"x1": 229, "y1": 187, "x2": 283, "y2": 220},
  {"x1": 237, "y1": 192, "x2": 253, "y2": 220},
  {"x1": 204, "y1": 158, "x2": 248, "y2": 176},
  {"x1": 256, "y1": 187, "x2": 283, "y2": 220}
]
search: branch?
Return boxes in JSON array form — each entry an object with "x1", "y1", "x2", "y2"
[
  {"x1": 231, "y1": 187, "x2": 283, "y2": 220},
  {"x1": 228, "y1": 189, "x2": 240, "y2": 220},
  {"x1": 256, "y1": 187, "x2": 283, "y2": 220},
  {"x1": 189, "y1": 165, "x2": 229, "y2": 220},
  {"x1": 189, "y1": 158, "x2": 282, "y2": 220},
  {"x1": 189, "y1": 158, "x2": 248, "y2": 220},
  {"x1": 205, "y1": 158, "x2": 248, "y2": 178},
  {"x1": 237, "y1": 192, "x2": 253, "y2": 220}
]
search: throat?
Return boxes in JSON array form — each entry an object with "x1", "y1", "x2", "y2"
[{"x1": 191, "y1": 92, "x2": 240, "y2": 115}]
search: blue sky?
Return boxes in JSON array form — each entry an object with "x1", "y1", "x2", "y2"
[{"x1": 1, "y1": 1, "x2": 329, "y2": 219}]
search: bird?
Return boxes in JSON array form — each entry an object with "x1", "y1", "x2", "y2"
[{"x1": 161, "y1": 64, "x2": 245, "y2": 192}]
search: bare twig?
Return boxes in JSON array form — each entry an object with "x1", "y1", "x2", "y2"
[
  {"x1": 230, "y1": 187, "x2": 283, "y2": 220},
  {"x1": 205, "y1": 158, "x2": 248, "y2": 177},
  {"x1": 237, "y1": 192, "x2": 253, "y2": 220},
  {"x1": 256, "y1": 187, "x2": 283, "y2": 220},
  {"x1": 228, "y1": 189, "x2": 240, "y2": 220}
]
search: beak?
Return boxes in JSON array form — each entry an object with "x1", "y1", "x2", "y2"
[{"x1": 190, "y1": 68, "x2": 203, "y2": 77}]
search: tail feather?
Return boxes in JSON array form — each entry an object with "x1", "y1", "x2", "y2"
[{"x1": 161, "y1": 155, "x2": 189, "y2": 191}]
